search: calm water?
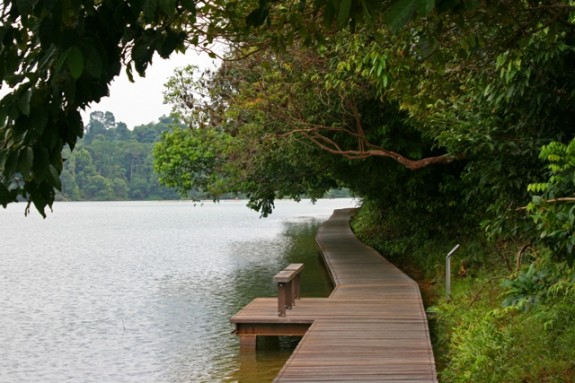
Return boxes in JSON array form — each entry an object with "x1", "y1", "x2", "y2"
[{"x1": 0, "y1": 199, "x2": 357, "y2": 383}]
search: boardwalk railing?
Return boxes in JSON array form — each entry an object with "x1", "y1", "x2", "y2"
[{"x1": 273, "y1": 263, "x2": 304, "y2": 316}]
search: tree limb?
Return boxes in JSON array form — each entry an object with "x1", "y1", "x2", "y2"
[
  {"x1": 518, "y1": 196, "x2": 575, "y2": 210},
  {"x1": 294, "y1": 128, "x2": 463, "y2": 169}
]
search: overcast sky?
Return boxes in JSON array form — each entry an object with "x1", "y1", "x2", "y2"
[{"x1": 82, "y1": 50, "x2": 218, "y2": 129}]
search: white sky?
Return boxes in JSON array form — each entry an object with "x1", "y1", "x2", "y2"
[{"x1": 82, "y1": 50, "x2": 218, "y2": 129}]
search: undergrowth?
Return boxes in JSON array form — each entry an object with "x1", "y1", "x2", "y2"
[{"x1": 351, "y1": 201, "x2": 575, "y2": 383}]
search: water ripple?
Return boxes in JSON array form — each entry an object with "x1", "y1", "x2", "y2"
[{"x1": 0, "y1": 199, "x2": 357, "y2": 383}]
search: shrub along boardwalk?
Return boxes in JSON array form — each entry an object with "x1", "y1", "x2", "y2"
[{"x1": 231, "y1": 208, "x2": 438, "y2": 382}]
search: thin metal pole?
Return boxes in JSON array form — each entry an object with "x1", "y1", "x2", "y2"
[{"x1": 446, "y1": 244, "x2": 460, "y2": 299}]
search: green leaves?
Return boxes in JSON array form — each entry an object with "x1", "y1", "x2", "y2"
[
  {"x1": 158, "y1": 0, "x2": 177, "y2": 17},
  {"x1": 0, "y1": 0, "x2": 202, "y2": 215},
  {"x1": 17, "y1": 147, "x2": 34, "y2": 175},
  {"x1": 153, "y1": 127, "x2": 229, "y2": 199},
  {"x1": 337, "y1": 0, "x2": 353, "y2": 28},
  {"x1": 143, "y1": 0, "x2": 159, "y2": 20},
  {"x1": 417, "y1": 0, "x2": 435, "y2": 15},
  {"x1": 140, "y1": 0, "x2": 178, "y2": 20},
  {"x1": 17, "y1": 89, "x2": 32, "y2": 116},
  {"x1": 83, "y1": 44, "x2": 103, "y2": 78},
  {"x1": 246, "y1": 0, "x2": 270, "y2": 28},
  {"x1": 14, "y1": 0, "x2": 37, "y2": 14},
  {"x1": 527, "y1": 139, "x2": 575, "y2": 264}
]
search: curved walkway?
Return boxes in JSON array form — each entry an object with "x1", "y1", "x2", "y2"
[{"x1": 232, "y1": 208, "x2": 438, "y2": 382}]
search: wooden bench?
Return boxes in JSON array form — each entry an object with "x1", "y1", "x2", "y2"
[{"x1": 273, "y1": 263, "x2": 304, "y2": 316}]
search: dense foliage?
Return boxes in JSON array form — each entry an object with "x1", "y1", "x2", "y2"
[
  {"x1": 156, "y1": 1, "x2": 575, "y2": 247},
  {"x1": 352, "y1": 200, "x2": 575, "y2": 382},
  {"x1": 59, "y1": 111, "x2": 182, "y2": 201},
  {"x1": 0, "y1": 0, "x2": 196, "y2": 215},
  {"x1": 0, "y1": 0, "x2": 495, "y2": 215}
]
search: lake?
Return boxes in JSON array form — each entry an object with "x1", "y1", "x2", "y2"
[{"x1": 0, "y1": 199, "x2": 358, "y2": 383}]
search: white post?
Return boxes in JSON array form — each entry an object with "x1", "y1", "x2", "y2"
[{"x1": 446, "y1": 244, "x2": 460, "y2": 299}]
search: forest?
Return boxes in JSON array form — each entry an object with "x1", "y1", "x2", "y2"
[
  {"x1": 58, "y1": 111, "x2": 181, "y2": 201},
  {"x1": 59, "y1": 110, "x2": 350, "y2": 201},
  {"x1": 2, "y1": 1, "x2": 575, "y2": 382}
]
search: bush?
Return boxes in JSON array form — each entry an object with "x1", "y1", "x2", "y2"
[{"x1": 433, "y1": 252, "x2": 575, "y2": 383}]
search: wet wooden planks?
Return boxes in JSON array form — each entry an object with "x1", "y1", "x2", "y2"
[{"x1": 231, "y1": 208, "x2": 437, "y2": 382}]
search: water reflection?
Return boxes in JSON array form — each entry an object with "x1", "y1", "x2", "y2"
[
  {"x1": 281, "y1": 219, "x2": 335, "y2": 297},
  {"x1": 235, "y1": 337, "x2": 300, "y2": 383},
  {"x1": 223, "y1": 219, "x2": 335, "y2": 383}
]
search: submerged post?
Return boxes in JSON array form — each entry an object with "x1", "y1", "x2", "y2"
[{"x1": 446, "y1": 244, "x2": 460, "y2": 299}]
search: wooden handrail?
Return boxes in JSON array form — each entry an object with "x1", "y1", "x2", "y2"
[{"x1": 273, "y1": 263, "x2": 304, "y2": 317}]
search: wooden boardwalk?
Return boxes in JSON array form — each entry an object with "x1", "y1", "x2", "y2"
[{"x1": 231, "y1": 208, "x2": 437, "y2": 382}]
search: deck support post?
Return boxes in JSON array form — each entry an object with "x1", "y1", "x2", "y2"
[
  {"x1": 239, "y1": 334, "x2": 257, "y2": 350},
  {"x1": 277, "y1": 282, "x2": 286, "y2": 317},
  {"x1": 284, "y1": 264, "x2": 303, "y2": 303}
]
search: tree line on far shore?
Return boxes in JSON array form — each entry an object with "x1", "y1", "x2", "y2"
[
  {"x1": 58, "y1": 111, "x2": 351, "y2": 202},
  {"x1": 58, "y1": 111, "x2": 182, "y2": 201}
]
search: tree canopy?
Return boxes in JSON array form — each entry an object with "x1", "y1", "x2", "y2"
[
  {"x1": 0, "y1": 0, "x2": 194, "y2": 214},
  {"x1": 0, "y1": 0, "x2": 505, "y2": 215},
  {"x1": 154, "y1": 1, "x2": 575, "y2": 254}
]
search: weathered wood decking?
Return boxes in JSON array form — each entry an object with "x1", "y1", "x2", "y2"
[{"x1": 231, "y1": 208, "x2": 438, "y2": 382}]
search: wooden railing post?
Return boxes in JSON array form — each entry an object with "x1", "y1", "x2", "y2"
[
  {"x1": 273, "y1": 263, "x2": 304, "y2": 317},
  {"x1": 285, "y1": 263, "x2": 304, "y2": 303},
  {"x1": 277, "y1": 281, "x2": 288, "y2": 317}
]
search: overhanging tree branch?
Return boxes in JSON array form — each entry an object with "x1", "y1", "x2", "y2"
[
  {"x1": 287, "y1": 126, "x2": 463, "y2": 169},
  {"x1": 271, "y1": 88, "x2": 463, "y2": 170}
]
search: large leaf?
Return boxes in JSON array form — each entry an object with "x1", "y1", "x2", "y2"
[
  {"x1": 143, "y1": 0, "x2": 158, "y2": 20},
  {"x1": 18, "y1": 89, "x2": 32, "y2": 116},
  {"x1": 48, "y1": 164, "x2": 62, "y2": 191},
  {"x1": 83, "y1": 44, "x2": 103, "y2": 78},
  {"x1": 66, "y1": 46, "x2": 85, "y2": 80},
  {"x1": 0, "y1": 182, "x2": 15, "y2": 207},
  {"x1": 157, "y1": 29, "x2": 183, "y2": 59},
  {"x1": 385, "y1": 0, "x2": 418, "y2": 32},
  {"x1": 337, "y1": 0, "x2": 353, "y2": 28},
  {"x1": 416, "y1": 0, "x2": 435, "y2": 16},
  {"x1": 180, "y1": 0, "x2": 195, "y2": 12},
  {"x1": 246, "y1": 0, "x2": 270, "y2": 27},
  {"x1": 158, "y1": 0, "x2": 176, "y2": 17},
  {"x1": 17, "y1": 147, "x2": 34, "y2": 174},
  {"x1": 15, "y1": 0, "x2": 37, "y2": 14}
]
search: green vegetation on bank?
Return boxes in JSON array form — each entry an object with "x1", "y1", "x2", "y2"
[{"x1": 352, "y1": 193, "x2": 575, "y2": 382}]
